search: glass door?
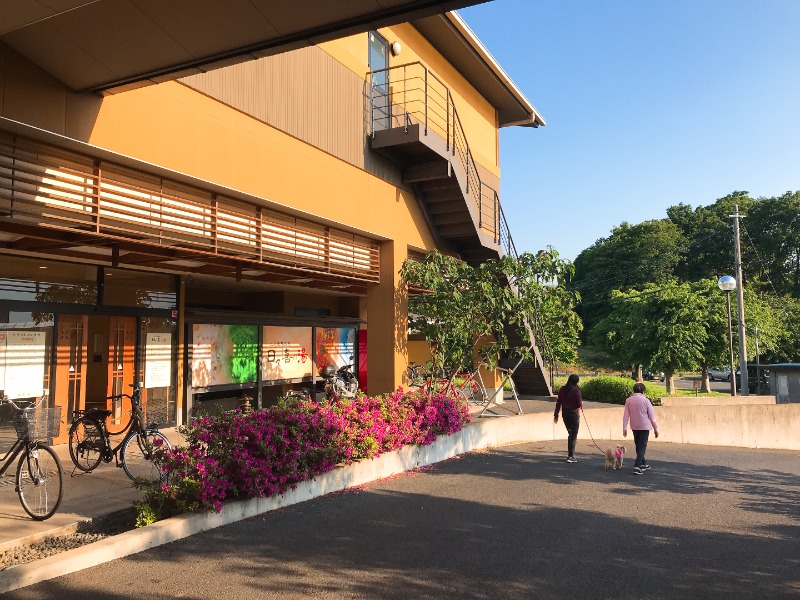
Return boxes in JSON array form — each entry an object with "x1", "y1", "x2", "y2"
[
  {"x1": 53, "y1": 314, "x2": 87, "y2": 444},
  {"x1": 108, "y1": 316, "x2": 137, "y2": 425},
  {"x1": 369, "y1": 31, "x2": 390, "y2": 132}
]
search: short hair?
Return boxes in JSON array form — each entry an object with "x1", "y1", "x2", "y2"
[{"x1": 633, "y1": 382, "x2": 646, "y2": 394}]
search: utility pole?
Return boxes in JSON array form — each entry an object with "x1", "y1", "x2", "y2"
[{"x1": 731, "y1": 204, "x2": 749, "y2": 395}]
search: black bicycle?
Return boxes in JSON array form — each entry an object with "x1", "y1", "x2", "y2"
[
  {"x1": 68, "y1": 385, "x2": 171, "y2": 483},
  {"x1": 0, "y1": 392, "x2": 63, "y2": 520}
]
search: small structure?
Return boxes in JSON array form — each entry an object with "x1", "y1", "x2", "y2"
[{"x1": 768, "y1": 364, "x2": 800, "y2": 404}]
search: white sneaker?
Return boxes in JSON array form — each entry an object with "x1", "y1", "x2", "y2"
[
  {"x1": 567, "y1": 457, "x2": 577, "y2": 463},
  {"x1": 633, "y1": 467, "x2": 643, "y2": 475}
]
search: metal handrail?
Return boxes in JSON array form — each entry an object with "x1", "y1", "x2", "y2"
[
  {"x1": 369, "y1": 62, "x2": 491, "y2": 242},
  {"x1": 368, "y1": 62, "x2": 554, "y2": 391}
]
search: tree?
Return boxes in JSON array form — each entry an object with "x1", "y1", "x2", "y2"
[
  {"x1": 667, "y1": 191, "x2": 754, "y2": 283},
  {"x1": 592, "y1": 281, "x2": 708, "y2": 394},
  {"x1": 571, "y1": 219, "x2": 685, "y2": 335},
  {"x1": 400, "y1": 249, "x2": 581, "y2": 384},
  {"x1": 746, "y1": 191, "x2": 800, "y2": 297}
]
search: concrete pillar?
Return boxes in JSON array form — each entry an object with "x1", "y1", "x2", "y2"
[{"x1": 366, "y1": 241, "x2": 407, "y2": 394}]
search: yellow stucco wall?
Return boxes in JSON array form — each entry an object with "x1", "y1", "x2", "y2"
[{"x1": 319, "y1": 24, "x2": 500, "y2": 178}]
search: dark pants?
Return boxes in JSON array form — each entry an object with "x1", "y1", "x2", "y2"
[
  {"x1": 633, "y1": 429, "x2": 650, "y2": 467},
  {"x1": 562, "y1": 410, "x2": 580, "y2": 457}
]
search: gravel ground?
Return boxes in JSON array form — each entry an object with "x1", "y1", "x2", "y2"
[{"x1": 0, "y1": 508, "x2": 137, "y2": 571}]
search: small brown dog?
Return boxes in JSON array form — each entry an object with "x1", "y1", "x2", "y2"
[{"x1": 604, "y1": 445, "x2": 626, "y2": 469}]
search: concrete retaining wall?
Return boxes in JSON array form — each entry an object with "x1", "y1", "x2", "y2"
[
  {"x1": 573, "y1": 403, "x2": 800, "y2": 450},
  {"x1": 660, "y1": 395, "x2": 775, "y2": 407}
]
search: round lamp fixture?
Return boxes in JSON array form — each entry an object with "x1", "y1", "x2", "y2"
[
  {"x1": 717, "y1": 275, "x2": 736, "y2": 292},
  {"x1": 390, "y1": 41, "x2": 402, "y2": 56}
]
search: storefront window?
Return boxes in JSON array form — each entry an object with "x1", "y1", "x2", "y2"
[
  {"x1": 104, "y1": 269, "x2": 176, "y2": 309},
  {"x1": 0, "y1": 311, "x2": 53, "y2": 401},
  {"x1": 191, "y1": 324, "x2": 258, "y2": 388},
  {"x1": 316, "y1": 327, "x2": 357, "y2": 373},
  {"x1": 140, "y1": 318, "x2": 177, "y2": 424},
  {"x1": 262, "y1": 326, "x2": 313, "y2": 382},
  {"x1": 0, "y1": 255, "x2": 96, "y2": 304}
]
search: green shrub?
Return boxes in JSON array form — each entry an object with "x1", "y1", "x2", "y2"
[{"x1": 578, "y1": 376, "x2": 660, "y2": 405}]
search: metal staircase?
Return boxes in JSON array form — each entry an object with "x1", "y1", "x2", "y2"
[{"x1": 368, "y1": 62, "x2": 554, "y2": 396}]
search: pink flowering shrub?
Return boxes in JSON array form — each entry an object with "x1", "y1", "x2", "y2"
[{"x1": 135, "y1": 389, "x2": 470, "y2": 523}]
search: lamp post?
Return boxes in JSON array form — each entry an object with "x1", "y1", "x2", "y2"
[{"x1": 718, "y1": 275, "x2": 737, "y2": 396}]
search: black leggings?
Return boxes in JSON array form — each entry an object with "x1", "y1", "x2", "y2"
[{"x1": 562, "y1": 410, "x2": 580, "y2": 457}]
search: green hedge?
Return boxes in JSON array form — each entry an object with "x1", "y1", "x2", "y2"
[{"x1": 577, "y1": 376, "x2": 661, "y2": 406}]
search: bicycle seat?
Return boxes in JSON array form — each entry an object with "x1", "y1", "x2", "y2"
[{"x1": 86, "y1": 407, "x2": 112, "y2": 419}]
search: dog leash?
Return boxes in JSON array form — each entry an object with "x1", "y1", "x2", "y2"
[{"x1": 580, "y1": 406, "x2": 606, "y2": 455}]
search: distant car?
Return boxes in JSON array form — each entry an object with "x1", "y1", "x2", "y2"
[
  {"x1": 708, "y1": 367, "x2": 731, "y2": 381},
  {"x1": 643, "y1": 369, "x2": 665, "y2": 382}
]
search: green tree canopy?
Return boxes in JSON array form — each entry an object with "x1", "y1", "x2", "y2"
[{"x1": 571, "y1": 219, "x2": 685, "y2": 334}]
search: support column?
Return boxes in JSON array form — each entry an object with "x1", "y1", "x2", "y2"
[{"x1": 366, "y1": 241, "x2": 407, "y2": 395}]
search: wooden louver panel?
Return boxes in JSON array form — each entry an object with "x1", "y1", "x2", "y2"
[{"x1": 0, "y1": 132, "x2": 379, "y2": 284}]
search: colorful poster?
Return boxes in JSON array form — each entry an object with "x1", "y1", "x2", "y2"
[
  {"x1": 2, "y1": 330, "x2": 46, "y2": 400},
  {"x1": 191, "y1": 324, "x2": 258, "y2": 387},
  {"x1": 261, "y1": 326, "x2": 313, "y2": 381},
  {"x1": 145, "y1": 333, "x2": 172, "y2": 389},
  {"x1": 0, "y1": 332, "x2": 5, "y2": 397},
  {"x1": 316, "y1": 327, "x2": 356, "y2": 373}
]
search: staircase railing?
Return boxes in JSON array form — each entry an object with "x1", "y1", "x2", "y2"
[
  {"x1": 370, "y1": 62, "x2": 508, "y2": 249},
  {"x1": 369, "y1": 61, "x2": 554, "y2": 392}
]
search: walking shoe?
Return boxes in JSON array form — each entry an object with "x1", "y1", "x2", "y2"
[
  {"x1": 633, "y1": 467, "x2": 643, "y2": 475},
  {"x1": 567, "y1": 457, "x2": 578, "y2": 463},
  {"x1": 640, "y1": 464, "x2": 651, "y2": 471}
]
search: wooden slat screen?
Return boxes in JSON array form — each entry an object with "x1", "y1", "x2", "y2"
[{"x1": 0, "y1": 132, "x2": 380, "y2": 283}]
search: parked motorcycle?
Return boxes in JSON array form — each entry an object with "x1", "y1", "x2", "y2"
[{"x1": 322, "y1": 364, "x2": 359, "y2": 400}]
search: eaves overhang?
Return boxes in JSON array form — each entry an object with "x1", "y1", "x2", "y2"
[
  {"x1": 0, "y1": 0, "x2": 488, "y2": 94},
  {"x1": 411, "y1": 12, "x2": 545, "y2": 128}
]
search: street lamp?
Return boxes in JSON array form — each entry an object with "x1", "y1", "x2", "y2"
[{"x1": 718, "y1": 275, "x2": 737, "y2": 396}]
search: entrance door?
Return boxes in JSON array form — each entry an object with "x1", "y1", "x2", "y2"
[
  {"x1": 53, "y1": 315, "x2": 87, "y2": 444},
  {"x1": 108, "y1": 316, "x2": 137, "y2": 425},
  {"x1": 369, "y1": 31, "x2": 390, "y2": 132}
]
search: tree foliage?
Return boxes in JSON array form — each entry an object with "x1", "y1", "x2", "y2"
[
  {"x1": 571, "y1": 219, "x2": 685, "y2": 333},
  {"x1": 576, "y1": 188, "x2": 800, "y2": 366},
  {"x1": 400, "y1": 249, "x2": 581, "y2": 380}
]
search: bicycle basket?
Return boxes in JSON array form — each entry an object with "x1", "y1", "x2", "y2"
[
  {"x1": 14, "y1": 406, "x2": 62, "y2": 440},
  {"x1": 144, "y1": 404, "x2": 169, "y2": 425}
]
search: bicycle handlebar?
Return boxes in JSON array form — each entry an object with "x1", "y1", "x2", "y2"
[{"x1": 0, "y1": 390, "x2": 48, "y2": 411}]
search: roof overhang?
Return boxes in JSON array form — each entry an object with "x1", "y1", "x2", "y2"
[
  {"x1": 412, "y1": 12, "x2": 545, "y2": 128},
  {"x1": 0, "y1": 0, "x2": 487, "y2": 94}
]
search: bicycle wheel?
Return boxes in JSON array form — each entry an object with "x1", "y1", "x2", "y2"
[
  {"x1": 465, "y1": 379, "x2": 486, "y2": 404},
  {"x1": 68, "y1": 416, "x2": 104, "y2": 472},
  {"x1": 121, "y1": 429, "x2": 170, "y2": 482},
  {"x1": 16, "y1": 443, "x2": 63, "y2": 520}
]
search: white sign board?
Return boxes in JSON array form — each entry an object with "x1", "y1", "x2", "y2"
[
  {"x1": 2, "y1": 331, "x2": 46, "y2": 400},
  {"x1": 145, "y1": 333, "x2": 172, "y2": 389}
]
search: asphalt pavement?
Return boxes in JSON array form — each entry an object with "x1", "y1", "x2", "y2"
[{"x1": 10, "y1": 439, "x2": 800, "y2": 600}]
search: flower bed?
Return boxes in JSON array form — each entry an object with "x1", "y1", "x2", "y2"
[{"x1": 135, "y1": 389, "x2": 470, "y2": 525}]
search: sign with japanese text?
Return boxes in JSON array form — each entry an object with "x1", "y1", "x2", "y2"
[
  {"x1": 262, "y1": 326, "x2": 312, "y2": 381},
  {"x1": 145, "y1": 332, "x2": 172, "y2": 389}
]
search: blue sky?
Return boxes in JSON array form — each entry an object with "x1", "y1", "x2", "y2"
[{"x1": 459, "y1": 0, "x2": 800, "y2": 261}]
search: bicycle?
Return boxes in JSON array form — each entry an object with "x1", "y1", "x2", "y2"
[
  {"x1": 68, "y1": 384, "x2": 171, "y2": 483},
  {"x1": 405, "y1": 362, "x2": 428, "y2": 389},
  {"x1": 0, "y1": 392, "x2": 64, "y2": 520}
]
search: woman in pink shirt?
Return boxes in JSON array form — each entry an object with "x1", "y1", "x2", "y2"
[{"x1": 623, "y1": 382, "x2": 659, "y2": 475}]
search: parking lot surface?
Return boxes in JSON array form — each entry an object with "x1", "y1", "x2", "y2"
[{"x1": 11, "y1": 439, "x2": 800, "y2": 599}]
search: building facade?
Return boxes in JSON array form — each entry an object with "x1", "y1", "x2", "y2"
[{"x1": 0, "y1": 6, "x2": 547, "y2": 438}]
